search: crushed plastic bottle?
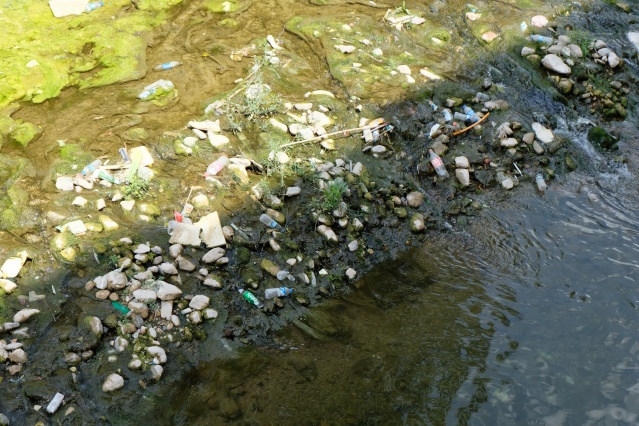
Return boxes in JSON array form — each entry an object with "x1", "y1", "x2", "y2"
[
  {"x1": 536, "y1": 173, "x2": 547, "y2": 192},
  {"x1": 153, "y1": 61, "x2": 182, "y2": 71},
  {"x1": 119, "y1": 147, "x2": 131, "y2": 163},
  {"x1": 239, "y1": 288, "x2": 263, "y2": 308},
  {"x1": 428, "y1": 100, "x2": 438, "y2": 111},
  {"x1": 428, "y1": 148, "x2": 449, "y2": 178},
  {"x1": 530, "y1": 35, "x2": 553, "y2": 44},
  {"x1": 264, "y1": 287, "x2": 294, "y2": 299},
  {"x1": 260, "y1": 213, "x2": 285, "y2": 231},
  {"x1": 204, "y1": 155, "x2": 229, "y2": 177},
  {"x1": 81, "y1": 159, "x2": 102, "y2": 175},
  {"x1": 84, "y1": 1, "x2": 104, "y2": 12},
  {"x1": 138, "y1": 79, "x2": 174, "y2": 100}
]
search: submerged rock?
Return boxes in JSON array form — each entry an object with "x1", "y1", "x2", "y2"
[{"x1": 102, "y1": 374, "x2": 124, "y2": 392}]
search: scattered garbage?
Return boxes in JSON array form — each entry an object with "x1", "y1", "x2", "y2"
[
  {"x1": 118, "y1": 147, "x2": 131, "y2": 163},
  {"x1": 204, "y1": 155, "x2": 229, "y2": 177},
  {"x1": 428, "y1": 100, "x2": 438, "y2": 111},
  {"x1": 530, "y1": 35, "x2": 553, "y2": 44},
  {"x1": 46, "y1": 393, "x2": 65, "y2": 414},
  {"x1": 81, "y1": 159, "x2": 102, "y2": 175},
  {"x1": 428, "y1": 148, "x2": 449, "y2": 178},
  {"x1": 111, "y1": 301, "x2": 130, "y2": 314},
  {"x1": 462, "y1": 105, "x2": 480, "y2": 124},
  {"x1": 153, "y1": 61, "x2": 182, "y2": 71},
  {"x1": 443, "y1": 108, "x2": 453, "y2": 123},
  {"x1": 84, "y1": 1, "x2": 104, "y2": 12},
  {"x1": 239, "y1": 288, "x2": 263, "y2": 308},
  {"x1": 259, "y1": 213, "x2": 285, "y2": 231},
  {"x1": 264, "y1": 287, "x2": 294, "y2": 299},
  {"x1": 536, "y1": 174, "x2": 547, "y2": 192},
  {"x1": 138, "y1": 80, "x2": 174, "y2": 100}
]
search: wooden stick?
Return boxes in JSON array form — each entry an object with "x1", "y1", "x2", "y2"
[
  {"x1": 280, "y1": 123, "x2": 388, "y2": 148},
  {"x1": 453, "y1": 112, "x2": 490, "y2": 136}
]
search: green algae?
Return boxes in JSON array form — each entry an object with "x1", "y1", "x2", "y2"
[
  {"x1": 9, "y1": 120, "x2": 41, "y2": 147},
  {"x1": 0, "y1": 0, "x2": 184, "y2": 109}
]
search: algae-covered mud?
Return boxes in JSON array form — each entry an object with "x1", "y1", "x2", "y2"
[{"x1": 1, "y1": 0, "x2": 638, "y2": 423}]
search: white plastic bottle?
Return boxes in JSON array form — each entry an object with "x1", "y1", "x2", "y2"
[
  {"x1": 428, "y1": 149, "x2": 449, "y2": 178},
  {"x1": 205, "y1": 155, "x2": 229, "y2": 176},
  {"x1": 535, "y1": 173, "x2": 547, "y2": 192},
  {"x1": 530, "y1": 35, "x2": 553, "y2": 44},
  {"x1": 260, "y1": 213, "x2": 284, "y2": 231},
  {"x1": 81, "y1": 159, "x2": 102, "y2": 175}
]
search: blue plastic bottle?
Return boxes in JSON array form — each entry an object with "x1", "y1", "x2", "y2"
[{"x1": 85, "y1": 1, "x2": 104, "y2": 12}]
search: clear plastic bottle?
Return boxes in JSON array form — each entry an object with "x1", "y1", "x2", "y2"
[
  {"x1": 264, "y1": 287, "x2": 294, "y2": 299},
  {"x1": 443, "y1": 109, "x2": 453, "y2": 123},
  {"x1": 81, "y1": 159, "x2": 102, "y2": 175},
  {"x1": 138, "y1": 80, "x2": 174, "y2": 100},
  {"x1": 260, "y1": 213, "x2": 284, "y2": 231},
  {"x1": 205, "y1": 155, "x2": 229, "y2": 177},
  {"x1": 462, "y1": 105, "x2": 480, "y2": 124},
  {"x1": 118, "y1": 147, "x2": 131, "y2": 163},
  {"x1": 239, "y1": 288, "x2": 263, "y2": 308},
  {"x1": 97, "y1": 170, "x2": 121, "y2": 184},
  {"x1": 153, "y1": 61, "x2": 182, "y2": 71},
  {"x1": 428, "y1": 149, "x2": 449, "y2": 178},
  {"x1": 85, "y1": 1, "x2": 104, "y2": 12},
  {"x1": 535, "y1": 173, "x2": 547, "y2": 192},
  {"x1": 428, "y1": 100, "x2": 438, "y2": 111},
  {"x1": 530, "y1": 35, "x2": 553, "y2": 44}
]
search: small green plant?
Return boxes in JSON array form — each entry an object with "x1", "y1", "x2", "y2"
[
  {"x1": 315, "y1": 180, "x2": 348, "y2": 212},
  {"x1": 108, "y1": 254, "x2": 119, "y2": 268},
  {"x1": 122, "y1": 176, "x2": 149, "y2": 200}
]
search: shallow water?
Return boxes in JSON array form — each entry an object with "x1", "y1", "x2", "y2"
[{"x1": 142, "y1": 167, "x2": 639, "y2": 426}]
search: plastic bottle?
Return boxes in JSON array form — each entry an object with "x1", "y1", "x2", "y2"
[
  {"x1": 119, "y1": 148, "x2": 131, "y2": 163},
  {"x1": 46, "y1": 393, "x2": 65, "y2": 414},
  {"x1": 428, "y1": 148, "x2": 449, "y2": 178},
  {"x1": 443, "y1": 109, "x2": 453, "y2": 123},
  {"x1": 153, "y1": 61, "x2": 182, "y2": 71},
  {"x1": 239, "y1": 288, "x2": 263, "y2": 308},
  {"x1": 112, "y1": 301, "x2": 130, "y2": 314},
  {"x1": 138, "y1": 80, "x2": 174, "y2": 100},
  {"x1": 97, "y1": 170, "x2": 121, "y2": 184},
  {"x1": 453, "y1": 111, "x2": 467, "y2": 122},
  {"x1": 530, "y1": 35, "x2": 553, "y2": 44},
  {"x1": 535, "y1": 173, "x2": 547, "y2": 192},
  {"x1": 81, "y1": 159, "x2": 102, "y2": 175},
  {"x1": 205, "y1": 156, "x2": 229, "y2": 177},
  {"x1": 520, "y1": 22, "x2": 528, "y2": 32},
  {"x1": 428, "y1": 100, "x2": 438, "y2": 111},
  {"x1": 85, "y1": 1, "x2": 104, "y2": 12},
  {"x1": 264, "y1": 287, "x2": 294, "y2": 299},
  {"x1": 260, "y1": 213, "x2": 285, "y2": 231},
  {"x1": 462, "y1": 105, "x2": 480, "y2": 124}
]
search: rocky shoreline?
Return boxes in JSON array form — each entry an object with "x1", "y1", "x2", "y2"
[{"x1": 1, "y1": 0, "x2": 637, "y2": 423}]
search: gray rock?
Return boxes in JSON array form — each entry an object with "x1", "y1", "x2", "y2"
[
  {"x1": 0, "y1": 413, "x2": 7, "y2": 426},
  {"x1": 406, "y1": 191, "x2": 424, "y2": 208},
  {"x1": 114, "y1": 336, "x2": 129, "y2": 352},
  {"x1": 147, "y1": 346, "x2": 167, "y2": 364},
  {"x1": 160, "y1": 300, "x2": 173, "y2": 320},
  {"x1": 9, "y1": 348, "x2": 27, "y2": 364},
  {"x1": 410, "y1": 213, "x2": 426, "y2": 232},
  {"x1": 541, "y1": 54, "x2": 571, "y2": 74},
  {"x1": 317, "y1": 225, "x2": 338, "y2": 242},
  {"x1": 455, "y1": 169, "x2": 471, "y2": 187},
  {"x1": 150, "y1": 365, "x2": 163, "y2": 381},
  {"x1": 189, "y1": 311, "x2": 202, "y2": 324},
  {"x1": 56, "y1": 176, "x2": 74, "y2": 191},
  {"x1": 532, "y1": 122, "x2": 554, "y2": 143},
  {"x1": 168, "y1": 244, "x2": 183, "y2": 258},
  {"x1": 13, "y1": 308, "x2": 40, "y2": 323},
  {"x1": 204, "y1": 309, "x2": 219, "y2": 319},
  {"x1": 106, "y1": 270, "x2": 127, "y2": 290},
  {"x1": 202, "y1": 248, "x2": 225, "y2": 264},
  {"x1": 533, "y1": 141, "x2": 545, "y2": 154},
  {"x1": 134, "y1": 244, "x2": 150, "y2": 254}
]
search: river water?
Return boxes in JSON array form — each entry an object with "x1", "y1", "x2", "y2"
[{"x1": 144, "y1": 160, "x2": 639, "y2": 425}]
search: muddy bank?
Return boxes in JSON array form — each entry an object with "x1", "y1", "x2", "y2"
[{"x1": 1, "y1": 0, "x2": 638, "y2": 423}]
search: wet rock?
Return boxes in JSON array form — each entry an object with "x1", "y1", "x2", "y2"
[
  {"x1": 169, "y1": 244, "x2": 183, "y2": 258},
  {"x1": 501, "y1": 178, "x2": 514, "y2": 190},
  {"x1": 133, "y1": 288, "x2": 156, "y2": 302},
  {"x1": 189, "y1": 295, "x2": 210, "y2": 310},
  {"x1": 345, "y1": 268, "x2": 357, "y2": 280},
  {"x1": 532, "y1": 122, "x2": 554, "y2": 143},
  {"x1": 134, "y1": 244, "x2": 150, "y2": 254},
  {"x1": 95, "y1": 290, "x2": 110, "y2": 300},
  {"x1": 204, "y1": 309, "x2": 218, "y2": 319},
  {"x1": 9, "y1": 348, "x2": 27, "y2": 364},
  {"x1": 533, "y1": 141, "x2": 545, "y2": 154},
  {"x1": 208, "y1": 133, "x2": 230, "y2": 148},
  {"x1": 97, "y1": 199, "x2": 106, "y2": 210},
  {"x1": 121, "y1": 200, "x2": 135, "y2": 211},
  {"x1": 397, "y1": 65, "x2": 411, "y2": 75},
  {"x1": 521, "y1": 47, "x2": 535, "y2": 57},
  {"x1": 500, "y1": 138, "x2": 518, "y2": 148},
  {"x1": 348, "y1": 240, "x2": 358, "y2": 251},
  {"x1": 523, "y1": 132, "x2": 535, "y2": 144},
  {"x1": 160, "y1": 300, "x2": 173, "y2": 320},
  {"x1": 128, "y1": 302, "x2": 148, "y2": 319},
  {"x1": 541, "y1": 54, "x2": 571, "y2": 74},
  {"x1": 55, "y1": 176, "x2": 74, "y2": 191},
  {"x1": 203, "y1": 277, "x2": 222, "y2": 289},
  {"x1": 285, "y1": 186, "x2": 301, "y2": 197},
  {"x1": 608, "y1": 52, "x2": 620, "y2": 68},
  {"x1": 159, "y1": 262, "x2": 178, "y2": 275},
  {"x1": 114, "y1": 336, "x2": 129, "y2": 352},
  {"x1": 65, "y1": 352, "x2": 81, "y2": 366},
  {"x1": 317, "y1": 225, "x2": 338, "y2": 242},
  {"x1": 481, "y1": 31, "x2": 498, "y2": 43},
  {"x1": 188, "y1": 311, "x2": 202, "y2": 324},
  {"x1": 191, "y1": 194, "x2": 209, "y2": 209},
  {"x1": 102, "y1": 374, "x2": 124, "y2": 392},
  {"x1": 455, "y1": 169, "x2": 470, "y2": 187},
  {"x1": 406, "y1": 191, "x2": 424, "y2": 207},
  {"x1": 202, "y1": 247, "x2": 225, "y2": 263},
  {"x1": 99, "y1": 215, "x2": 119, "y2": 231},
  {"x1": 0, "y1": 279, "x2": 17, "y2": 294},
  {"x1": 129, "y1": 358, "x2": 142, "y2": 370},
  {"x1": 0, "y1": 413, "x2": 7, "y2": 425},
  {"x1": 106, "y1": 270, "x2": 127, "y2": 290},
  {"x1": 156, "y1": 281, "x2": 182, "y2": 301},
  {"x1": 13, "y1": 308, "x2": 39, "y2": 323},
  {"x1": 62, "y1": 220, "x2": 87, "y2": 235},
  {"x1": 176, "y1": 256, "x2": 196, "y2": 271},
  {"x1": 455, "y1": 156, "x2": 470, "y2": 169},
  {"x1": 147, "y1": 346, "x2": 167, "y2": 364},
  {"x1": 150, "y1": 365, "x2": 163, "y2": 381},
  {"x1": 260, "y1": 258, "x2": 280, "y2": 277}
]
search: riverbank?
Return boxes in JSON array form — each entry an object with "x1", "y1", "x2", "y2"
[{"x1": 0, "y1": 0, "x2": 637, "y2": 423}]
